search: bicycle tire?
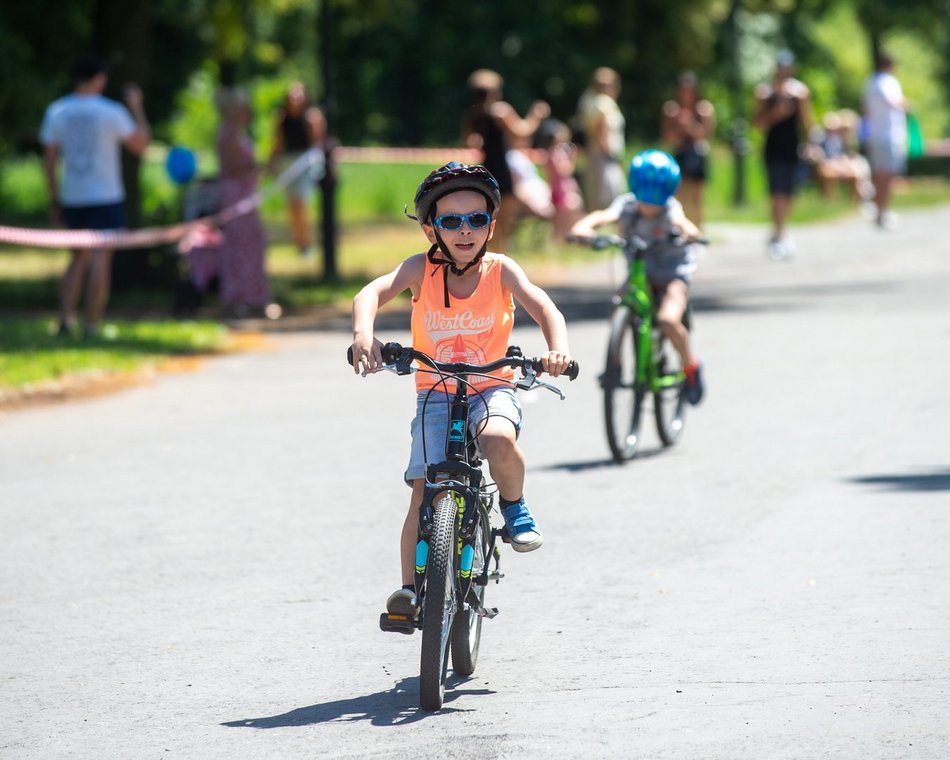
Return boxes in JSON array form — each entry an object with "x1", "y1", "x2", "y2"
[
  {"x1": 419, "y1": 491, "x2": 458, "y2": 711},
  {"x1": 450, "y1": 503, "x2": 488, "y2": 676},
  {"x1": 603, "y1": 305, "x2": 645, "y2": 461},
  {"x1": 653, "y1": 331, "x2": 687, "y2": 447}
]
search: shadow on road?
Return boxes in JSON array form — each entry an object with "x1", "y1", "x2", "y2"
[
  {"x1": 221, "y1": 675, "x2": 493, "y2": 728},
  {"x1": 537, "y1": 446, "x2": 668, "y2": 472},
  {"x1": 849, "y1": 468, "x2": 950, "y2": 493}
]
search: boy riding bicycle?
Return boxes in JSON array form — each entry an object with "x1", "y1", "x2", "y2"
[
  {"x1": 349, "y1": 162, "x2": 573, "y2": 615},
  {"x1": 568, "y1": 149, "x2": 705, "y2": 404}
]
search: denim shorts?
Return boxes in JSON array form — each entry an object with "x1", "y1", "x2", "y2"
[
  {"x1": 282, "y1": 152, "x2": 317, "y2": 200},
  {"x1": 404, "y1": 386, "x2": 522, "y2": 484},
  {"x1": 61, "y1": 202, "x2": 125, "y2": 230}
]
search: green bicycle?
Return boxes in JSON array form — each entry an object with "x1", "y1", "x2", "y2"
[{"x1": 570, "y1": 233, "x2": 702, "y2": 461}]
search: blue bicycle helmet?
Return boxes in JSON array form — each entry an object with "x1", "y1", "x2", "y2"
[{"x1": 627, "y1": 150, "x2": 681, "y2": 205}]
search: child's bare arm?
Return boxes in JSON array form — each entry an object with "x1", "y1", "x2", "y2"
[
  {"x1": 350, "y1": 254, "x2": 425, "y2": 373},
  {"x1": 668, "y1": 203, "x2": 703, "y2": 240},
  {"x1": 501, "y1": 258, "x2": 572, "y2": 378},
  {"x1": 567, "y1": 206, "x2": 620, "y2": 240}
]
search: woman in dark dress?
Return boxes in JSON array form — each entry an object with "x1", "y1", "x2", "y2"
[
  {"x1": 461, "y1": 69, "x2": 550, "y2": 251},
  {"x1": 752, "y1": 51, "x2": 815, "y2": 260},
  {"x1": 661, "y1": 71, "x2": 715, "y2": 228}
]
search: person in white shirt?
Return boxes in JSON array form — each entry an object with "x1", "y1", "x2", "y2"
[
  {"x1": 862, "y1": 51, "x2": 907, "y2": 229},
  {"x1": 40, "y1": 55, "x2": 150, "y2": 337},
  {"x1": 577, "y1": 67, "x2": 627, "y2": 210}
]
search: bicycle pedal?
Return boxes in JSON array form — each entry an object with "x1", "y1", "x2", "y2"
[
  {"x1": 477, "y1": 606, "x2": 499, "y2": 619},
  {"x1": 379, "y1": 612, "x2": 416, "y2": 635},
  {"x1": 488, "y1": 570, "x2": 505, "y2": 584}
]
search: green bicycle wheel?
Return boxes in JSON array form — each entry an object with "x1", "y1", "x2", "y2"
[
  {"x1": 450, "y1": 502, "x2": 488, "y2": 676},
  {"x1": 603, "y1": 305, "x2": 645, "y2": 461},
  {"x1": 419, "y1": 491, "x2": 458, "y2": 711},
  {"x1": 653, "y1": 329, "x2": 687, "y2": 447}
]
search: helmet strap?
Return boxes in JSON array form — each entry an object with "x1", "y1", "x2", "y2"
[
  {"x1": 426, "y1": 231, "x2": 488, "y2": 308},
  {"x1": 423, "y1": 189, "x2": 495, "y2": 307}
]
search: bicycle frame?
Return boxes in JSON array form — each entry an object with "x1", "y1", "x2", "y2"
[
  {"x1": 620, "y1": 242, "x2": 686, "y2": 393},
  {"x1": 414, "y1": 373, "x2": 500, "y2": 615}
]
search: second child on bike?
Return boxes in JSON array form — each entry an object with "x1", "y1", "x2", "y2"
[
  {"x1": 568, "y1": 149, "x2": 706, "y2": 404},
  {"x1": 349, "y1": 162, "x2": 573, "y2": 616}
]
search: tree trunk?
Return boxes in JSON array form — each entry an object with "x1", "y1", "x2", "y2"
[{"x1": 94, "y1": 0, "x2": 155, "y2": 291}]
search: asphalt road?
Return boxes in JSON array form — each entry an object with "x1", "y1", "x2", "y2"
[{"x1": 2, "y1": 207, "x2": 949, "y2": 759}]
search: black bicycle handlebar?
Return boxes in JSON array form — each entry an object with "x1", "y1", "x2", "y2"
[
  {"x1": 348, "y1": 342, "x2": 579, "y2": 381},
  {"x1": 566, "y1": 231, "x2": 709, "y2": 250}
]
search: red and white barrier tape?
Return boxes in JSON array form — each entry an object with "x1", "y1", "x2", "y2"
[
  {"x1": 0, "y1": 149, "x2": 322, "y2": 252},
  {"x1": 0, "y1": 145, "x2": 549, "y2": 251},
  {"x1": 334, "y1": 146, "x2": 548, "y2": 164}
]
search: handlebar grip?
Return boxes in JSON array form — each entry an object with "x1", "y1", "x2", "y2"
[
  {"x1": 380, "y1": 342, "x2": 403, "y2": 365},
  {"x1": 529, "y1": 358, "x2": 580, "y2": 381},
  {"x1": 347, "y1": 341, "x2": 405, "y2": 367}
]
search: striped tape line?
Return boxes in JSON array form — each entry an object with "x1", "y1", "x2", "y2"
[
  {"x1": 0, "y1": 146, "x2": 550, "y2": 250},
  {"x1": 0, "y1": 148, "x2": 323, "y2": 251}
]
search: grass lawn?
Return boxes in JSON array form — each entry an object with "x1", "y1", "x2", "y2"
[{"x1": 0, "y1": 318, "x2": 230, "y2": 404}]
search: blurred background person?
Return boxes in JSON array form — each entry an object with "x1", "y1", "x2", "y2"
[
  {"x1": 461, "y1": 68, "x2": 550, "y2": 251},
  {"x1": 752, "y1": 50, "x2": 815, "y2": 260},
  {"x1": 40, "y1": 54, "x2": 150, "y2": 338},
  {"x1": 862, "y1": 51, "x2": 907, "y2": 230},
  {"x1": 538, "y1": 119, "x2": 584, "y2": 239},
  {"x1": 661, "y1": 71, "x2": 715, "y2": 228},
  {"x1": 267, "y1": 82, "x2": 327, "y2": 259},
  {"x1": 807, "y1": 110, "x2": 875, "y2": 207},
  {"x1": 215, "y1": 87, "x2": 272, "y2": 318},
  {"x1": 576, "y1": 67, "x2": 626, "y2": 210}
]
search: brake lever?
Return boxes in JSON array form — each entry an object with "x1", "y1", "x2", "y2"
[
  {"x1": 515, "y1": 366, "x2": 566, "y2": 400},
  {"x1": 515, "y1": 364, "x2": 538, "y2": 390},
  {"x1": 534, "y1": 379, "x2": 566, "y2": 400}
]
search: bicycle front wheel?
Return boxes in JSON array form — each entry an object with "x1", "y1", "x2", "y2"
[
  {"x1": 653, "y1": 331, "x2": 687, "y2": 447},
  {"x1": 450, "y1": 503, "x2": 488, "y2": 676},
  {"x1": 419, "y1": 491, "x2": 458, "y2": 711},
  {"x1": 603, "y1": 305, "x2": 645, "y2": 461}
]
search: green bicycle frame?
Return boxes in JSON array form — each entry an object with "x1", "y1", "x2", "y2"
[{"x1": 621, "y1": 250, "x2": 686, "y2": 393}]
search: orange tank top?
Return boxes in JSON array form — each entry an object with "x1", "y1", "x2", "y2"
[{"x1": 411, "y1": 253, "x2": 515, "y2": 392}]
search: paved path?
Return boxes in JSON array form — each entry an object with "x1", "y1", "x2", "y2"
[{"x1": 2, "y1": 207, "x2": 949, "y2": 758}]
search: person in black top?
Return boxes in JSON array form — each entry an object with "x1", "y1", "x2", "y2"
[
  {"x1": 267, "y1": 82, "x2": 327, "y2": 258},
  {"x1": 661, "y1": 71, "x2": 716, "y2": 229},
  {"x1": 753, "y1": 51, "x2": 815, "y2": 260},
  {"x1": 461, "y1": 69, "x2": 550, "y2": 251}
]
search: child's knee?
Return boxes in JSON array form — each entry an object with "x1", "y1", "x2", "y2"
[{"x1": 478, "y1": 427, "x2": 517, "y2": 458}]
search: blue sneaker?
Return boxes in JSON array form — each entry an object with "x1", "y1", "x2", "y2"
[{"x1": 500, "y1": 498, "x2": 543, "y2": 553}]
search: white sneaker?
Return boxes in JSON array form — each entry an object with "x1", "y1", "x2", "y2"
[
  {"x1": 766, "y1": 237, "x2": 793, "y2": 261},
  {"x1": 876, "y1": 211, "x2": 898, "y2": 231}
]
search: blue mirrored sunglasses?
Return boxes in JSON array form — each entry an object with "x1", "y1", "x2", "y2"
[{"x1": 432, "y1": 211, "x2": 493, "y2": 231}]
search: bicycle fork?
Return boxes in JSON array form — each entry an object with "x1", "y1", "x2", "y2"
[{"x1": 380, "y1": 474, "x2": 502, "y2": 634}]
